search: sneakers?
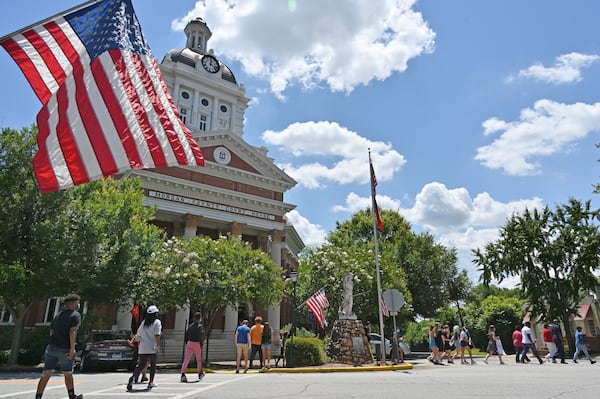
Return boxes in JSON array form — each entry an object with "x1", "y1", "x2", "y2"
[
  {"x1": 69, "y1": 395, "x2": 83, "y2": 399},
  {"x1": 243, "y1": 368, "x2": 248, "y2": 373},
  {"x1": 235, "y1": 369, "x2": 239, "y2": 374},
  {"x1": 126, "y1": 377, "x2": 133, "y2": 392},
  {"x1": 573, "y1": 359, "x2": 578, "y2": 363},
  {"x1": 147, "y1": 382, "x2": 157, "y2": 389},
  {"x1": 591, "y1": 360, "x2": 596, "y2": 364},
  {"x1": 141, "y1": 376, "x2": 148, "y2": 383},
  {"x1": 180, "y1": 373, "x2": 188, "y2": 383},
  {"x1": 199, "y1": 371, "x2": 205, "y2": 380},
  {"x1": 483, "y1": 359, "x2": 488, "y2": 364}
]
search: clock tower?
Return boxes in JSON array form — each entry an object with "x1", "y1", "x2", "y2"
[{"x1": 121, "y1": 18, "x2": 303, "y2": 362}]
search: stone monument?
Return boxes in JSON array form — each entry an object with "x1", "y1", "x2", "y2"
[{"x1": 326, "y1": 272, "x2": 374, "y2": 365}]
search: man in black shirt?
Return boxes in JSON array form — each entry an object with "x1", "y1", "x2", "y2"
[
  {"x1": 35, "y1": 294, "x2": 83, "y2": 399},
  {"x1": 550, "y1": 319, "x2": 568, "y2": 364}
]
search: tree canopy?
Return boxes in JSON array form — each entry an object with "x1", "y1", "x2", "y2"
[
  {"x1": 0, "y1": 126, "x2": 165, "y2": 364},
  {"x1": 299, "y1": 208, "x2": 469, "y2": 333},
  {"x1": 473, "y1": 198, "x2": 600, "y2": 349},
  {"x1": 131, "y1": 235, "x2": 286, "y2": 331}
]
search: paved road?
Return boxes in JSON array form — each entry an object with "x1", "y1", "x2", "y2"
[{"x1": 1, "y1": 359, "x2": 599, "y2": 399}]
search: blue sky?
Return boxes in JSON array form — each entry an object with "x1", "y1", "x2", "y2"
[{"x1": 2, "y1": 1, "x2": 600, "y2": 284}]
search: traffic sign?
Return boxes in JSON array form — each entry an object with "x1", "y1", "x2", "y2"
[{"x1": 382, "y1": 289, "x2": 404, "y2": 312}]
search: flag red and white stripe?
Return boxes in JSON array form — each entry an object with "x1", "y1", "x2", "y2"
[
  {"x1": 306, "y1": 288, "x2": 330, "y2": 328},
  {"x1": 1, "y1": 0, "x2": 204, "y2": 193},
  {"x1": 381, "y1": 296, "x2": 390, "y2": 317}
]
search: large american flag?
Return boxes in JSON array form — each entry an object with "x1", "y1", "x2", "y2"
[
  {"x1": 0, "y1": 0, "x2": 204, "y2": 193},
  {"x1": 306, "y1": 288, "x2": 330, "y2": 328}
]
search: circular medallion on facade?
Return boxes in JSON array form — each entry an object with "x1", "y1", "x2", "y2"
[{"x1": 213, "y1": 146, "x2": 231, "y2": 165}]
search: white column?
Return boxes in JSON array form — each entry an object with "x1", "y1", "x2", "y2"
[
  {"x1": 211, "y1": 99, "x2": 219, "y2": 130},
  {"x1": 267, "y1": 304, "x2": 281, "y2": 335},
  {"x1": 184, "y1": 214, "x2": 200, "y2": 240},
  {"x1": 224, "y1": 305, "x2": 239, "y2": 332},
  {"x1": 174, "y1": 304, "x2": 190, "y2": 330},
  {"x1": 268, "y1": 231, "x2": 283, "y2": 348}
]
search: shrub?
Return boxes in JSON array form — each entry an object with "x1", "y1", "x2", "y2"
[
  {"x1": 285, "y1": 337, "x2": 326, "y2": 367},
  {"x1": 0, "y1": 326, "x2": 50, "y2": 366}
]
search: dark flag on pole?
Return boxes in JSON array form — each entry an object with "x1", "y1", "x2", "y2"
[
  {"x1": 0, "y1": 0, "x2": 204, "y2": 193},
  {"x1": 370, "y1": 160, "x2": 384, "y2": 232}
]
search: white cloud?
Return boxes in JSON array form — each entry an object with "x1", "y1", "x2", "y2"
[
  {"x1": 285, "y1": 209, "x2": 327, "y2": 247},
  {"x1": 517, "y1": 52, "x2": 600, "y2": 84},
  {"x1": 332, "y1": 192, "x2": 401, "y2": 214},
  {"x1": 402, "y1": 182, "x2": 544, "y2": 233},
  {"x1": 262, "y1": 121, "x2": 406, "y2": 188},
  {"x1": 475, "y1": 100, "x2": 600, "y2": 175},
  {"x1": 330, "y1": 182, "x2": 544, "y2": 280},
  {"x1": 173, "y1": 0, "x2": 435, "y2": 98}
]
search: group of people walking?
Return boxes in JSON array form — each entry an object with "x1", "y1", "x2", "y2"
[
  {"x1": 429, "y1": 319, "x2": 597, "y2": 367},
  {"x1": 234, "y1": 316, "x2": 274, "y2": 372},
  {"x1": 428, "y1": 323, "x2": 475, "y2": 365}
]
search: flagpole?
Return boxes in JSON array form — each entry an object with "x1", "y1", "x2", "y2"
[
  {"x1": 0, "y1": 0, "x2": 103, "y2": 43},
  {"x1": 369, "y1": 149, "x2": 386, "y2": 365}
]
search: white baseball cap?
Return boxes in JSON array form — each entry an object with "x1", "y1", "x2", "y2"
[{"x1": 147, "y1": 305, "x2": 159, "y2": 314}]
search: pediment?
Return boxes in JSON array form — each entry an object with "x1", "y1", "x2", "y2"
[{"x1": 196, "y1": 132, "x2": 296, "y2": 189}]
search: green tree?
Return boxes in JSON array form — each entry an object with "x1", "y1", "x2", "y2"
[
  {"x1": 461, "y1": 292, "x2": 525, "y2": 352},
  {"x1": 0, "y1": 126, "x2": 164, "y2": 365},
  {"x1": 327, "y1": 208, "x2": 467, "y2": 320},
  {"x1": 473, "y1": 199, "x2": 600, "y2": 351},
  {"x1": 298, "y1": 242, "x2": 409, "y2": 332},
  {"x1": 131, "y1": 235, "x2": 285, "y2": 334},
  {"x1": 400, "y1": 233, "x2": 468, "y2": 318},
  {"x1": 300, "y1": 208, "x2": 467, "y2": 334}
]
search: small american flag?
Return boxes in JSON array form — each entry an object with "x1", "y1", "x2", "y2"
[
  {"x1": 381, "y1": 296, "x2": 390, "y2": 317},
  {"x1": 1, "y1": 0, "x2": 204, "y2": 193},
  {"x1": 306, "y1": 288, "x2": 330, "y2": 328}
]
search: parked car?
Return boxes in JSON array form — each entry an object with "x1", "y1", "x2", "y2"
[
  {"x1": 369, "y1": 332, "x2": 411, "y2": 359},
  {"x1": 77, "y1": 330, "x2": 137, "y2": 372}
]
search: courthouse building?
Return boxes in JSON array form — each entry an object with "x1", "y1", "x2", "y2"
[{"x1": 11, "y1": 18, "x2": 304, "y2": 362}]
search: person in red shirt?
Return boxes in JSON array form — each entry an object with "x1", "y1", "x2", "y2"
[
  {"x1": 542, "y1": 323, "x2": 557, "y2": 363},
  {"x1": 512, "y1": 324, "x2": 524, "y2": 363}
]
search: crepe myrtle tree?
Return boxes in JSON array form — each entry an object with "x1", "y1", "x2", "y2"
[
  {"x1": 473, "y1": 198, "x2": 600, "y2": 351},
  {"x1": 132, "y1": 235, "x2": 286, "y2": 334}
]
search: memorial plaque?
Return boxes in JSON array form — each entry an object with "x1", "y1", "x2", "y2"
[{"x1": 352, "y1": 336, "x2": 365, "y2": 354}]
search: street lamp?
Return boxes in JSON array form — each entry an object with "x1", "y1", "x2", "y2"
[{"x1": 289, "y1": 270, "x2": 298, "y2": 367}]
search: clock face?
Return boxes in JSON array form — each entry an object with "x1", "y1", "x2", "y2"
[{"x1": 201, "y1": 55, "x2": 220, "y2": 73}]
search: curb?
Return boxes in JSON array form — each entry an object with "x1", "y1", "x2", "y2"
[{"x1": 261, "y1": 363, "x2": 414, "y2": 373}]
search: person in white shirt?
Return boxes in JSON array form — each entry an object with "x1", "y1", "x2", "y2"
[
  {"x1": 127, "y1": 306, "x2": 162, "y2": 391},
  {"x1": 520, "y1": 321, "x2": 544, "y2": 364}
]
